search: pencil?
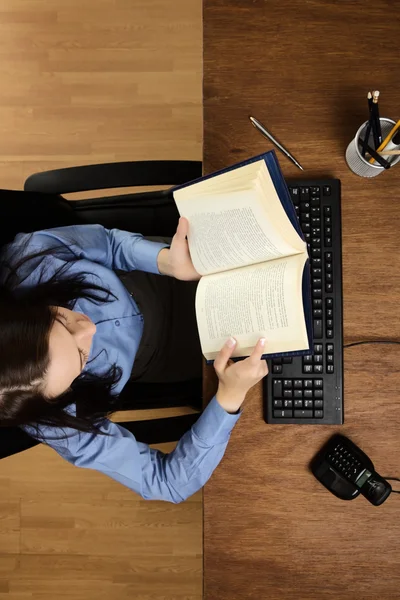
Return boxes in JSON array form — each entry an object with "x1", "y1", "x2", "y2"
[
  {"x1": 367, "y1": 91, "x2": 373, "y2": 114},
  {"x1": 358, "y1": 137, "x2": 391, "y2": 168},
  {"x1": 361, "y1": 92, "x2": 373, "y2": 157},
  {"x1": 379, "y1": 150, "x2": 400, "y2": 155},
  {"x1": 369, "y1": 119, "x2": 400, "y2": 164},
  {"x1": 371, "y1": 90, "x2": 382, "y2": 149}
]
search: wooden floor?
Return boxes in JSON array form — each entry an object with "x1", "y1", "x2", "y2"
[{"x1": 0, "y1": 1, "x2": 203, "y2": 599}]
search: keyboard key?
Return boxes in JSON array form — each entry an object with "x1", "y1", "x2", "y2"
[
  {"x1": 326, "y1": 329, "x2": 334, "y2": 339},
  {"x1": 326, "y1": 308, "x2": 333, "y2": 317},
  {"x1": 301, "y1": 187, "x2": 309, "y2": 199},
  {"x1": 312, "y1": 267, "x2": 322, "y2": 276},
  {"x1": 325, "y1": 237, "x2": 332, "y2": 247},
  {"x1": 315, "y1": 399, "x2": 323, "y2": 408},
  {"x1": 273, "y1": 364, "x2": 283, "y2": 374},
  {"x1": 313, "y1": 278, "x2": 322, "y2": 288},
  {"x1": 315, "y1": 410, "x2": 324, "y2": 418},
  {"x1": 274, "y1": 410, "x2": 293, "y2": 418},
  {"x1": 311, "y1": 248, "x2": 321, "y2": 258},
  {"x1": 313, "y1": 289, "x2": 322, "y2": 299},
  {"x1": 282, "y1": 357, "x2": 293, "y2": 364},
  {"x1": 304, "y1": 379, "x2": 313, "y2": 388},
  {"x1": 294, "y1": 390, "x2": 303, "y2": 399},
  {"x1": 304, "y1": 400, "x2": 313, "y2": 408},
  {"x1": 325, "y1": 227, "x2": 332, "y2": 236},
  {"x1": 283, "y1": 379, "x2": 292, "y2": 388},
  {"x1": 310, "y1": 186, "x2": 320, "y2": 195},
  {"x1": 304, "y1": 390, "x2": 313, "y2": 399},
  {"x1": 313, "y1": 309, "x2": 322, "y2": 318},
  {"x1": 291, "y1": 187, "x2": 299, "y2": 198},
  {"x1": 314, "y1": 344, "x2": 323, "y2": 353},
  {"x1": 303, "y1": 354, "x2": 313, "y2": 364},
  {"x1": 314, "y1": 379, "x2": 323, "y2": 388},
  {"x1": 314, "y1": 319, "x2": 323, "y2": 338},
  {"x1": 323, "y1": 186, "x2": 331, "y2": 196},
  {"x1": 324, "y1": 206, "x2": 331, "y2": 215},
  {"x1": 303, "y1": 365, "x2": 313, "y2": 374},
  {"x1": 300, "y1": 202, "x2": 310, "y2": 212},
  {"x1": 294, "y1": 410, "x2": 313, "y2": 418},
  {"x1": 314, "y1": 354, "x2": 323, "y2": 364},
  {"x1": 273, "y1": 380, "x2": 283, "y2": 397},
  {"x1": 326, "y1": 298, "x2": 333, "y2": 308},
  {"x1": 326, "y1": 319, "x2": 333, "y2": 328},
  {"x1": 327, "y1": 343, "x2": 334, "y2": 353},
  {"x1": 327, "y1": 365, "x2": 334, "y2": 374},
  {"x1": 313, "y1": 298, "x2": 322, "y2": 308},
  {"x1": 273, "y1": 399, "x2": 283, "y2": 408},
  {"x1": 283, "y1": 390, "x2": 293, "y2": 398},
  {"x1": 325, "y1": 252, "x2": 332, "y2": 261},
  {"x1": 314, "y1": 389, "x2": 323, "y2": 398},
  {"x1": 284, "y1": 400, "x2": 293, "y2": 408},
  {"x1": 294, "y1": 379, "x2": 303, "y2": 389},
  {"x1": 294, "y1": 399, "x2": 303, "y2": 408},
  {"x1": 311, "y1": 207, "x2": 320, "y2": 216},
  {"x1": 314, "y1": 365, "x2": 323, "y2": 374},
  {"x1": 326, "y1": 273, "x2": 333, "y2": 282},
  {"x1": 311, "y1": 237, "x2": 321, "y2": 247},
  {"x1": 326, "y1": 283, "x2": 333, "y2": 293}
]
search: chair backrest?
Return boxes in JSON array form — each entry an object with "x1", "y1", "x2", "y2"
[{"x1": 0, "y1": 188, "x2": 180, "y2": 246}]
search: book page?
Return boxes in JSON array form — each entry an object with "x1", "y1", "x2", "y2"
[
  {"x1": 174, "y1": 159, "x2": 306, "y2": 276},
  {"x1": 175, "y1": 189, "x2": 305, "y2": 276},
  {"x1": 195, "y1": 253, "x2": 309, "y2": 361}
]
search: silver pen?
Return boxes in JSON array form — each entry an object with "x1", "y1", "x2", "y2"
[{"x1": 249, "y1": 116, "x2": 304, "y2": 171}]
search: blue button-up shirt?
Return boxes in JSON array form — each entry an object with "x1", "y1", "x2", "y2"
[{"x1": 3, "y1": 225, "x2": 240, "y2": 503}]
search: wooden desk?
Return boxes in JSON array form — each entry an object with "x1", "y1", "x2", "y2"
[{"x1": 203, "y1": 1, "x2": 400, "y2": 598}]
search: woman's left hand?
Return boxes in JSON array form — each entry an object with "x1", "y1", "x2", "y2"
[{"x1": 157, "y1": 217, "x2": 201, "y2": 281}]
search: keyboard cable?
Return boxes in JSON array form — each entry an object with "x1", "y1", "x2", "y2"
[{"x1": 344, "y1": 339, "x2": 400, "y2": 493}]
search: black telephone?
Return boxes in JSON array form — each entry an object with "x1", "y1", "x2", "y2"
[{"x1": 311, "y1": 434, "x2": 392, "y2": 506}]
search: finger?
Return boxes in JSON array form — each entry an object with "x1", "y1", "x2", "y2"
[
  {"x1": 214, "y1": 337, "x2": 237, "y2": 373},
  {"x1": 259, "y1": 359, "x2": 269, "y2": 377},
  {"x1": 248, "y1": 338, "x2": 267, "y2": 365},
  {"x1": 175, "y1": 216, "x2": 189, "y2": 240}
]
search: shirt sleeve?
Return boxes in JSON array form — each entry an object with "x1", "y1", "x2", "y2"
[
  {"x1": 33, "y1": 396, "x2": 241, "y2": 503},
  {"x1": 13, "y1": 224, "x2": 169, "y2": 274}
]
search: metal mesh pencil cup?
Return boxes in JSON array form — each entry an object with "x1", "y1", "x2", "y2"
[{"x1": 345, "y1": 118, "x2": 400, "y2": 177}]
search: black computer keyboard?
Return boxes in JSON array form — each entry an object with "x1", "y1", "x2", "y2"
[{"x1": 263, "y1": 179, "x2": 343, "y2": 425}]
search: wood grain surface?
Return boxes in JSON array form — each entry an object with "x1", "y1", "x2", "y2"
[
  {"x1": 0, "y1": 1, "x2": 203, "y2": 599},
  {"x1": 203, "y1": 1, "x2": 400, "y2": 599}
]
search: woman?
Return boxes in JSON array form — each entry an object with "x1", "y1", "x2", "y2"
[{"x1": 0, "y1": 218, "x2": 268, "y2": 503}]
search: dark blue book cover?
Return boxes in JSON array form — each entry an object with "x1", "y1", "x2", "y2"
[{"x1": 174, "y1": 150, "x2": 313, "y2": 364}]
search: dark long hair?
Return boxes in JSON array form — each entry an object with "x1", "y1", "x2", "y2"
[{"x1": 0, "y1": 239, "x2": 123, "y2": 439}]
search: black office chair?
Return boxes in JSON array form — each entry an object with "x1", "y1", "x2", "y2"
[{"x1": 0, "y1": 160, "x2": 203, "y2": 459}]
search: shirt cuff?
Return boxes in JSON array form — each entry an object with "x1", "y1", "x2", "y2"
[
  {"x1": 192, "y1": 395, "x2": 241, "y2": 445},
  {"x1": 133, "y1": 238, "x2": 170, "y2": 274}
]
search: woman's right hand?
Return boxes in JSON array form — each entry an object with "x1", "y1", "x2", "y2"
[{"x1": 214, "y1": 337, "x2": 269, "y2": 414}]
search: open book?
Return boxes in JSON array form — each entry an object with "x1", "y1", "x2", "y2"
[{"x1": 173, "y1": 151, "x2": 312, "y2": 362}]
